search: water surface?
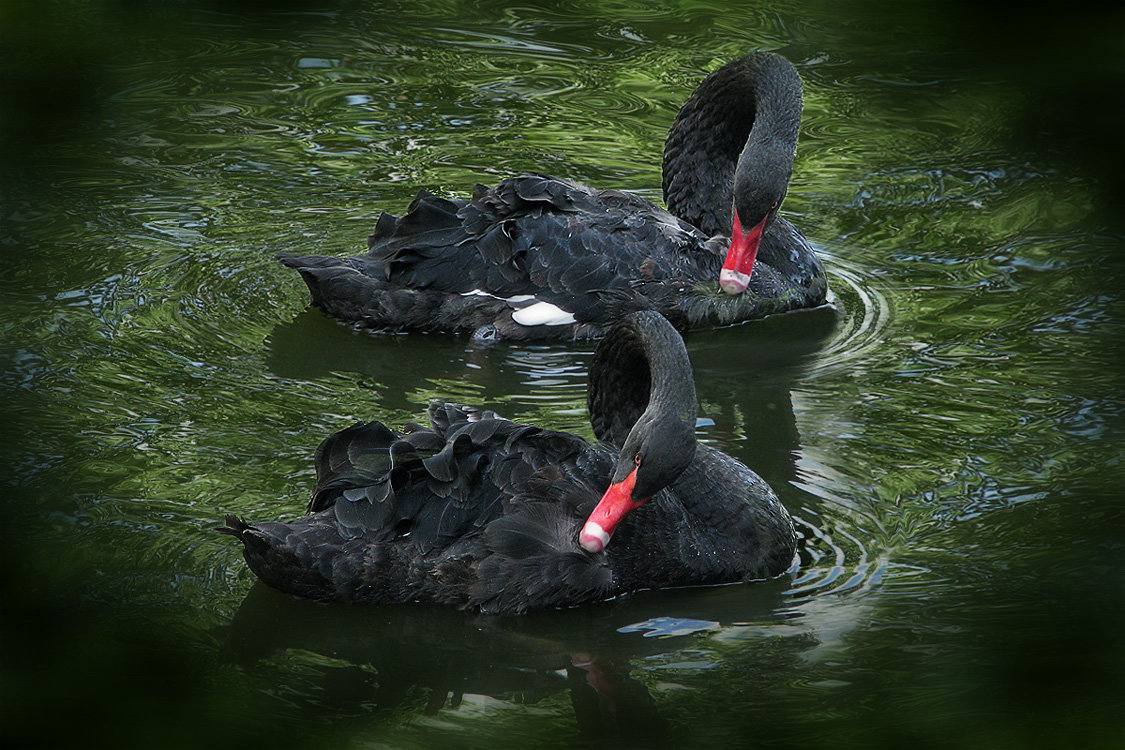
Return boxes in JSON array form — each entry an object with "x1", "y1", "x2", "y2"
[{"x1": 2, "y1": 1, "x2": 1122, "y2": 748}]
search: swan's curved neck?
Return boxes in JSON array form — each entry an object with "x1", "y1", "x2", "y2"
[
  {"x1": 662, "y1": 53, "x2": 803, "y2": 237},
  {"x1": 587, "y1": 313, "x2": 697, "y2": 447}
]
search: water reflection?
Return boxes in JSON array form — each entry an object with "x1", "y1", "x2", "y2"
[
  {"x1": 223, "y1": 577, "x2": 801, "y2": 741},
  {"x1": 265, "y1": 301, "x2": 840, "y2": 454}
]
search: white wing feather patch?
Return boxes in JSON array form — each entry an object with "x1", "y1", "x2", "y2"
[
  {"x1": 511, "y1": 301, "x2": 577, "y2": 326},
  {"x1": 460, "y1": 290, "x2": 576, "y2": 327}
]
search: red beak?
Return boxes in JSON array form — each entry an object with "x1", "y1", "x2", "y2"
[
  {"x1": 719, "y1": 212, "x2": 768, "y2": 294},
  {"x1": 579, "y1": 466, "x2": 641, "y2": 553}
]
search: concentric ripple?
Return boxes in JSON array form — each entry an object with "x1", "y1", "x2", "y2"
[
  {"x1": 787, "y1": 510, "x2": 885, "y2": 598},
  {"x1": 812, "y1": 252, "x2": 892, "y2": 377}
]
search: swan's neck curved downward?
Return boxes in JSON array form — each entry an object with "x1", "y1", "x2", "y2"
[
  {"x1": 582, "y1": 312, "x2": 698, "y2": 553},
  {"x1": 661, "y1": 52, "x2": 803, "y2": 241},
  {"x1": 587, "y1": 313, "x2": 697, "y2": 447}
]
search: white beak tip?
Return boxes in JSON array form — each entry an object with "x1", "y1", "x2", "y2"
[
  {"x1": 719, "y1": 268, "x2": 751, "y2": 295},
  {"x1": 579, "y1": 522, "x2": 610, "y2": 553}
]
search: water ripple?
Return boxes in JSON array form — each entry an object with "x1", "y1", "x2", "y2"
[
  {"x1": 787, "y1": 510, "x2": 884, "y2": 599},
  {"x1": 811, "y1": 252, "x2": 892, "y2": 378}
]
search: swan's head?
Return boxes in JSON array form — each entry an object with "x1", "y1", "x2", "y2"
[
  {"x1": 579, "y1": 414, "x2": 696, "y2": 554},
  {"x1": 721, "y1": 142, "x2": 792, "y2": 294}
]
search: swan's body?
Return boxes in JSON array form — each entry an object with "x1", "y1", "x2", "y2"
[
  {"x1": 279, "y1": 53, "x2": 826, "y2": 341},
  {"x1": 222, "y1": 312, "x2": 797, "y2": 614}
]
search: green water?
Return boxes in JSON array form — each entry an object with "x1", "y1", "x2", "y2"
[{"x1": 2, "y1": 1, "x2": 1122, "y2": 748}]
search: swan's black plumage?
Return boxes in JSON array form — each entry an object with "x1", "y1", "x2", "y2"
[
  {"x1": 221, "y1": 312, "x2": 797, "y2": 614},
  {"x1": 278, "y1": 53, "x2": 826, "y2": 341}
]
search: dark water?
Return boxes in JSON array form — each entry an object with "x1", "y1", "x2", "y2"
[{"x1": 2, "y1": 1, "x2": 1122, "y2": 748}]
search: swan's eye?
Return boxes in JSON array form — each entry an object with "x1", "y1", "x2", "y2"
[{"x1": 634, "y1": 453, "x2": 642, "y2": 466}]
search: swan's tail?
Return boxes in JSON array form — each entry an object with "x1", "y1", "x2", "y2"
[{"x1": 219, "y1": 513, "x2": 372, "y2": 601}]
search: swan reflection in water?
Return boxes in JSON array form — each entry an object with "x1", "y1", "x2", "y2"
[{"x1": 222, "y1": 575, "x2": 811, "y2": 742}]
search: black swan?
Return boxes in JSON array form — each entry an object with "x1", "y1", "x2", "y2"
[
  {"x1": 277, "y1": 53, "x2": 827, "y2": 341},
  {"x1": 221, "y1": 312, "x2": 797, "y2": 614}
]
